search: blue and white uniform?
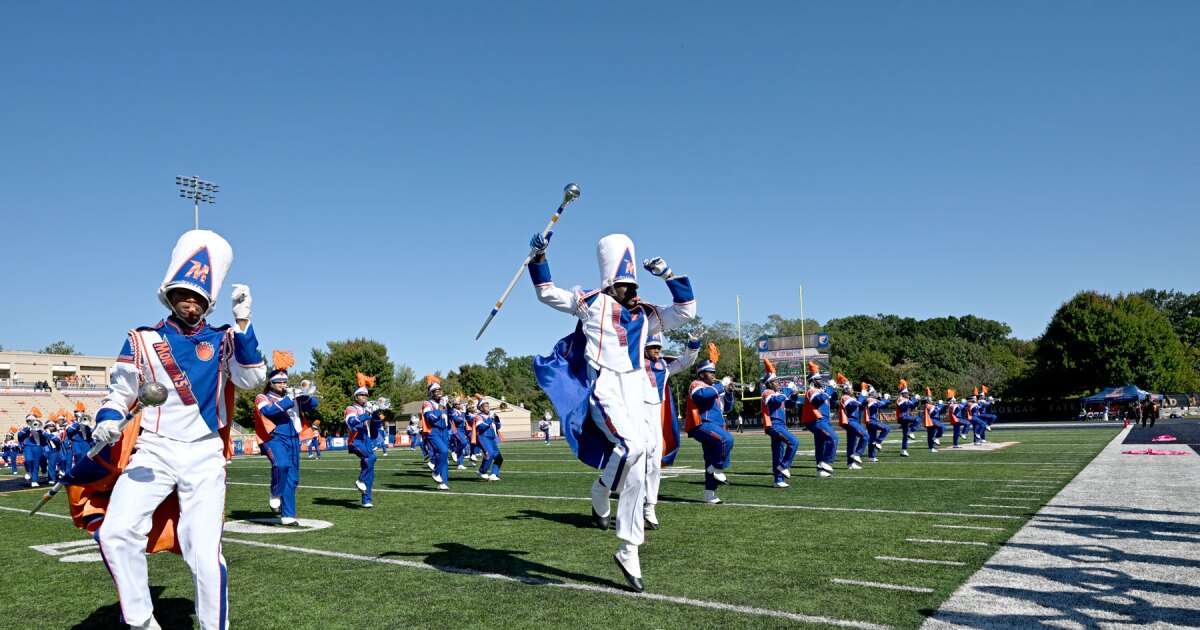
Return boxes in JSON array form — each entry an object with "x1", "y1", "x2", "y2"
[
  {"x1": 839, "y1": 390, "x2": 868, "y2": 468},
  {"x1": 254, "y1": 369, "x2": 318, "y2": 522},
  {"x1": 538, "y1": 418, "x2": 551, "y2": 444},
  {"x1": 422, "y1": 385, "x2": 451, "y2": 488},
  {"x1": 346, "y1": 395, "x2": 379, "y2": 506},
  {"x1": 307, "y1": 434, "x2": 322, "y2": 459},
  {"x1": 800, "y1": 376, "x2": 839, "y2": 475},
  {"x1": 759, "y1": 373, "x2": 800, "y2": 486},
  {"x1": 2, "y1": 433, "x2": 18, "y2": 474},
  {"x1": 66, "y1": 416, "x2": 95, "y2": 469},
  {"x1": 924, "y1": 401, "x2": 945, "y2": 451},
  {"x1": 475, "y1": 405, "x2": 503, "y2": 480},
  {"x1": 42, "y1": 422, "x2": 64, "y2": 483},
  {"x1": 17, "y1": 417, "x2": 47, "y2": 486},
  {"x1": 450, "y1": 404, "x2": 470, "y2": 465},
  {"x1": 894, "y1": 392, "x2": 920, "y2": 455},
  {"x1": 94, "y1": 229, "x2": 266, "y2": 630},
  {"x1": 685, "y1": 367, "x2": 734, "y2": 501},
  {"x1": 865, "y1": 391, "x2": 892, "y2": 460}
]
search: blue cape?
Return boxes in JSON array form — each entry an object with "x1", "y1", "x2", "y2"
[{"x1": 532, "y1": 323, "x2": 612, "y2": 470}]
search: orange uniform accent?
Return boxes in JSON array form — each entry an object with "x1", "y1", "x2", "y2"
[{"x1": 922, "y1": 404, "x2": 934, "y2": 428}]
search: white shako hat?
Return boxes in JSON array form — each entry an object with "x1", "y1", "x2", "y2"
[
  {"x1": 157, "y1": 230, "x2": 233, "y2": 318},
  {"x1": 597, "y1": 234, "x2": 637, "y2": 290}
]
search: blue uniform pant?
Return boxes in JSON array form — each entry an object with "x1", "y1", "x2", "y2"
[
  {"x1": 452, "y1": 431, "x2": 468, "y2": 462},
  {"x1": 309, "y1": 439, "x2": 321, "y2": 458},
  {"x1": 804, "y1": 419, "x2": 838, "y2": 465},
  {"x1": 898, "y1": 415, "x2": 918, "y2": 450},
  {"x1": 478, "y1": 438, "x2": 502, "y2": 476},
  {"x1": 349, "y1": 441, "x2": 376, "y2": 504},
  {"x1": 765, "y1": 425, "x2": 799, "y2": 483},
  {"x1": 843, "y1": 421, "x2": 867, "y2": 464},
  {"x1": 45, "y1": 448, "x2": 60, "y2": 482},
  {"x1": 688, "y1": 423, "x2": 734, "y2": 491},
  {"x1": 926, "y1": 421, "x2": 945, "y2": 449},
  {"x1": 419, "y1": 434, "x2": 431, "y2": 458},
  {"x1": 427, "y1": 429, "x2": 450, "y2": 483},
  {"x1": 4, "y1": 450, "x2": 16, "y2": 473},
  {"x1": 262, "y1": 435, "x2": 300, "y2": 519},
  {"x1": 23, "y1": 445, "x2": 44, "y2": 483},
  {"x1": 952, "y1": 422, "x2": 969, "y2": 446},
  {"x1": 971, "y1": 419, "x2": 987, "y2": 442},
  {"x1": 866, "y1": 422, "x2": 890, "y2": 458}
]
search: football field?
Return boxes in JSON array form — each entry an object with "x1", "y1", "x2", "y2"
[{"x1": 0, "y1": 426, "x2": 1121, "y2": 629}]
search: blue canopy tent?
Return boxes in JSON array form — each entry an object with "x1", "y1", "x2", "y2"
[{"x1": 1080, "y1": 385, "x2": 1160, "y2": 405}]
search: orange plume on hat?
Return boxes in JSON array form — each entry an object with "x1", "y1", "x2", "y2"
[
  {"x1": 808, "y1": 361, "x2": 820, "y2": 374},
  {"x1": 925, "y1": 387, "x2": 932, "y2": 398},
  {"x1": 763, "y1": 358, "x2": 777, "y2": 374},
  {"x1": 947, "y1": 389, "x2": 956, "y2": 398},
  {"x1": 973, "y1": 386, "x2": 979, "y2": 397},
  {"x1": 7, "y1": 426, "x2": 17, "y2": 434},
  {"x1": 474, "y1": 393, "x2": 484, "y2": 401},
  {"x1": 425, "y1": 374, "x2": 442, "y2": 387},
  {"x1": 835, "y1": 373, "x2": 849, "y2": 385},
  {"x1": 860, "y1": 382, "x2": 868, "y2": 392},
  {"x1": 30, "y1": 407, "x2": 43, "y2": 418},
  {"x1": 356, "y1": 372, "x2": 376, "y2": 388},
  {"x1": 75, "y1": 401, "x2": 87, "y2": 412},
  {"x1": 981, "y1": 385, "x2": 989, "y2": 395},
  {"x1": 707, "y1": 342, "x2": 720, "y2": 365},
  {"x1": 272, "y1": 350, "x2": 296, "y2": 372},
  {"x1": 899, "y1": 378, "x2": 908, "y2": 390}
]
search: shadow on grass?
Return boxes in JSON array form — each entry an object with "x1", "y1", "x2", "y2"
[
  {"x1": 226, "y1": 509, "x2": 276, "y2": 522},
  {"x1": 312, "y1": 496, "x2": 365, "y2": 509},
  {"x1": 381, "y1": 542, "x2": 624, "y2": 590},
  {"x1": 72, "y1": 586, "x2": 193, "y2": 629},
  {"x1": 504, "y1": 508, "x2": 595, "y2": 529}
]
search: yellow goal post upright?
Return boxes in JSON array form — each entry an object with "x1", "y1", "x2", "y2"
[{"x1": 736, "y1": 294, "x2": 761, "y2": 402}]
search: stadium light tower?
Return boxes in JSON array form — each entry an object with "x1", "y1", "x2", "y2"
[{"x1": 176, "y1": 175, "x2": 219, "y2": 229}]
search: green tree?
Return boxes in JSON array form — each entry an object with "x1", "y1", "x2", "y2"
[
  {"x1": 40, "y1": 341, "x2": 80, "y2": 355},
  {"x1": 1035, "y1": 291, "x2": 1199, "y2": 396}
]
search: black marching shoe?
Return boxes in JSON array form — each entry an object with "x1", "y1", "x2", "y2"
[
  {"x1": 592, "y1": 507, "x2": 611, "y2": 531},
  {"x1": 614, "y1": 553, "x2": 645, "y2": 593},
  {"x1": 644, "y1": 519, "x2": 659, "y2": 531}
]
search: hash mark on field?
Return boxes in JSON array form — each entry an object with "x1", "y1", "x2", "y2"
[
  {"x1": 969, "y1": 504, "x2": 1032, "y2": 510},
  {"x1": 979, "y1": 497, "x2": 1034, "y2": 502},
  {"x1": 906, "y1": 538, "x2": 991, "y2": 546},
  {"x1": 224, "y1": 538, "x2": 892, "y2": 629},
  {"x1": 830, "y1": 578, "x2": 934, "y2": 593},
  {"x1": 932, "y1": 524, "x2": 1005, "y2": 532},
  {"x1": 875, "y1": 556, "x2": 966, "y2": 566}
]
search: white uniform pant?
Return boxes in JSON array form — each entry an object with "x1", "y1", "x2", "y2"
[
  {"x1": 644, "y1": 400, "x2": 664, "y2": 509},
  {"x1": 97, "y1": 431, "x2": 229, "y2": 630},
  {"x1": 588, "y1": 366, "x2": 651, "y2": 546}
]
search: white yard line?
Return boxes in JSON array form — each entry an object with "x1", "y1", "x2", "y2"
[
  {"x1": 906, "y1": 538, "x2": 991, "y2": 546},
  {"x1": 875, "y1": 556, "x2": 967, "y2": 566},
  {"x1": 932, "y1": 524, "x2": 1005, "y2": 532},
  {"x1": 830, "y1": 578, "x2": 934, "y2": 593},
  {"x1": 968, "y1": 504, "x2": 1031, "y2": 510}
]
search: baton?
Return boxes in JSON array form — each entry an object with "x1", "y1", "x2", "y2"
[
  {"x1": 475, "y1": 183, "x2": 580, "y2": 340},
  {"x1": 29, "y1": 381, "x2": 169, "y2": 516}
]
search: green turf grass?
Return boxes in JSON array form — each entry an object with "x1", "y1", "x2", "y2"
[{"x1": 0, "y1": 426, "x2": 1120, "y2": 629}]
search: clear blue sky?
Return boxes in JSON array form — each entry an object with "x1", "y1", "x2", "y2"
[{"x1": 2, "y1": 2, "x2": 1197, "y2": 375}]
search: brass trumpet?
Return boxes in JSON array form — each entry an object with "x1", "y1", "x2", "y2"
[
  {"x1": 28, "y1": 419, "x2": 44, "y2": 430},
  {"x1": 728, "y1": 382, "x2": 756, "y2": 393},
  {"x1": 296, "y1": 379, "x2": 323, "y2": 399}
]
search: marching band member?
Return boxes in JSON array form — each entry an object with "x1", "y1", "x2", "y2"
[
  {"x1": 43, "y1": 419, "x2": 64, "y2": 483},
  {"x1": 894, "y1": 380, "x2": 920, "y2": 457},
  {"x1": 422, "y1": 376, "x2": 451, "y2": 490},
  {"x1": 450, "y1": 398, "x2": 470, "y2": 468},
  {"x1": 371, "y1": 409, "x2": 390, "y2": 456},
  {"x1": 465, "y1": 400, "x2": 481, "y2": 463},
  {"x1": 538, "y1": 413, "x2": 551, "y2": 445},
  {"x1": 307, "y1": 431, "x2": 322, "y2": 460},
  {"x1": 18, "y1": 409, "x2": 47, "y2": 487},
  {"x1": 253, "y1": 351, "x2": 318, "y2": 526},
  {"x1": 923, "y1": 388, "x2": 945, "y2": 453},
  {"x1": 475, "y1": 398, "x2": 503, "y2": 481},
  {"x1": 346, "y1": 373, "x2": 381, "y2": 507},
  {"x1": 406, "y1": 418, "x2": 420, "y2": 452},
  {"x1": 685, "y1": 344, "x2": 734, "y2": 505},
  {"x1": 840, "y1": 382, "x2": 868, "y2": 470},
  {"x1": 978, "y1": 388, "x2": 998, "y2": 431},
  {"x1": 759, "y1": 359, "x2": 800, "y2": 488},
  {"x1": 864, "y1": 386, "x2": 892, "y2": 462},
  {"x1": 3, "y1": 429, "x2": 18, "y2": 474},
  {"x1": 967, "y1": 389, "x2": 987, "y2": 444},
  {"x1": 642, "y1": 331, "x2": 701, "y2": 528},
  {"x1": 530, "y1": 232, "x2": 696, "y2": 593},
  {"x1": 67, "y1": 406, "x2": 95, "y2": 469},
  {"x1": 800, "y1": 368, "x2": 839, "y2": 478},
  {"x1": 945, "y1": 391, "x2": 967, "y2": 448},
  {"x1": 85, "y1": 229, "x2": 266, "y2": 630}
]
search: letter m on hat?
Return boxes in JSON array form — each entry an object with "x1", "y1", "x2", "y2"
[
  {"x1": 170, "y1": 246, "x2": 213, "y2": 295},
  {"x1": 617, "y1": 248, "x2": 636, "y2": 283}
]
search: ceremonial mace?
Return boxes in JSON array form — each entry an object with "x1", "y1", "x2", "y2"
[
  {"x1": 29, "y1": 381, "x2": 169, "y2": 515},
  {"x1": 474, "y1": 183, "x2": 581, "y2": 340}
]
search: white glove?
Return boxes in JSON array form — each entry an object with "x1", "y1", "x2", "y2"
[
  {"x1": 365, "y1": 402, "x2": 378, "y2": 414},
  {"x1": 93, "y1": 420, "x2": 122, "y2": 445},
  {"x1": 883, "y1": 393, "x2": 891, "y2": 400},
  {"x1": 642, "y1": 257, "x2": 671, "y2": 277},
  {"x1": 720, "y1": 376, "x2": 733, "y2": 388},
  {"x1": 231, "y1": 284, "x2": 252, "y2": 320}
]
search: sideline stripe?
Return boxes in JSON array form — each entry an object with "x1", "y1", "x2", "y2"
[
  {"x1": 932, "y1": 524, "x2": 1004, "y2": 532},
  {"x1": 979, "y1": 497, "x2": 1034, "y2": 502},
  {"x1": 906, "y1": 538, "x2": 991, "y2": 546},
  {"x1": 0, "y1": 505, "x2": 70, "y2": 518},
  {"x1": 225, "y1": 537, "x2": 892, "y2": 630},
  {"x1": 969, "y1": 504, "x2": 1031, "y2": 510},
  {"x1": 875, "y1": 556, "x2": 966, "y2": 566},
  {"x1": 830, "y1": 579, "x2": 934, "y2": 593},
  {"x1": 225, "y1": 481, "x2": 1024, "y2": 520}
]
